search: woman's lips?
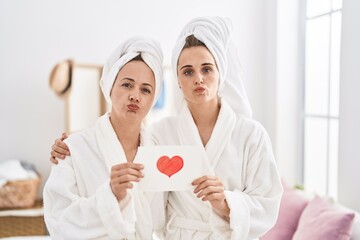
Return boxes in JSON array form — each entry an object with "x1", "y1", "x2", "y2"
[
  {"x1": 195, "y1": 87, "x2": 205, "y2": 93},
  {"x1": 127, "y1": 104, "x2": 139, "y2": 111}
]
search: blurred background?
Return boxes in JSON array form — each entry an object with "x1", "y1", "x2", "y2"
[{"x1": 0, "y1": 0, "x2": 359, "y2": 214}]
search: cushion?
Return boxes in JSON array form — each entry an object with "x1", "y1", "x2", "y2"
[
  {"x1": 260, "y1": 179, "x2": 309, "y2": 240},
  {"x1": 292, "y1": 195, "x2": 355, "y2": 240}
]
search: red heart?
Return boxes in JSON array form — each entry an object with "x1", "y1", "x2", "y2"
[{"x1": 157, "y1": 155, "x2": 184, "y2": 177}]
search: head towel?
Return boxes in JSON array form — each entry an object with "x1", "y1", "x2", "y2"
[
  {"x1": 172, "y1": 16, "x2": 252, "y2": 118},
  {"x1": 100, "y1": 36, "x2": 164, "y2": 107}
]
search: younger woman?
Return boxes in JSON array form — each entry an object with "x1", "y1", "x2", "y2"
[{"x1": 150, "y1": 17, "x2": 282, "y2": 240}]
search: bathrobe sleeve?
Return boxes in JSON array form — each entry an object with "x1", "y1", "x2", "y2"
[
  {"x1": 209, "y1": 124, "x2": 283, "y2": 240},
  {"x1": 43, "y1": 157, "x2": 136, "y2": 240}
]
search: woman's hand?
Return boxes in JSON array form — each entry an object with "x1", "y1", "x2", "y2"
[
  {"x1": 50, "y1": 132, "x2": 70, "y2": 164},
  {"x1": 110, "y1": 163, "x2": 144, "y2": 202},
  {"x1": 192, "y1": 175, "x2": 230, "y2": 222}
]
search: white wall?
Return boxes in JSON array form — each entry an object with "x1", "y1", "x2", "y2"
[
  {"x1": 273, "y1": 0, "x2": 360, "y2": 211},
  {"x1": 274, "y1": 0, "x2": 302, "y2": 186},
  {"x1": 338, "y1": 0, "x2": 360, "y2": 212},
  {"x1": 0, "y1": 0, "x2": 271, "y2": 197}
]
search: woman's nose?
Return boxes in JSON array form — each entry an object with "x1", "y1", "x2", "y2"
[
  {"x1": 129, "y1": 91, "x2": 140, "y2": 103},
  {"x1": 194, "y1": 73, "x2": 204, "y2": 85}
]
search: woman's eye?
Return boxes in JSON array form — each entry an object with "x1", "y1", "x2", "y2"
[
  {"x1": 121, "y1": 83, "x2": 132, "y2": 88},
  {"x1": 202, "y1": 67, "x2": 212, "y2": 73},
  {"x1": 183, "y1": 69, "x2": 193, "y2": 76},
  {"x1": 141, "y1": 88, "x2": 151, "y2": 94}
]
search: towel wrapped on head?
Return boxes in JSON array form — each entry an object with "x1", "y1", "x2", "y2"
[
  {"x1": 100, "y1": 36, "x2": 164, "y2": 107},
  {"x1": 172, "y1": 16, "x2": 253, "y2": 118}
]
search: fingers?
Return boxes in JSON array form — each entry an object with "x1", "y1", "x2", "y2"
[
  {"x1": 50, "y1": 157, "x2": 58, "y2": 164},
  {"x1": 54, "y1": 138, "x2": 70, "y2": 153},
  {"x1": 50, "y1": 136, "x2": 70, "y2": 161},
  {"x1": 50, "y1": 149, "x2": 65, "y2": 160},
  {"x1": 202, "y1": 192, "x2": 225, "y2": 202},
  {"x1": 110, "y1": 181, "x2": 134, "y2": 202},
  {"x1": 60, "y1": 132, "x2": 69, "y2": 140},
  {"x1": 110, "y1": 163, "x2": 144, "y2": 183},
  {"x1": 192, "y1": 175, "x2": 218, "y2": 186},
  {"x1": 111, "y1": 176, "x2": 136, "y2": 186},
  {"x1": 192, "y1": 175, "x2": 230, "y2": 220},
  {"x1": 192, "y1": 175, "x2": 226, "y2": 202},
  {"x1": 111, "y1": 163, "x2": 144, "y2": 172},
  {"x1": 195, "y1": 185, "x2": 223, "y2": 198},
  {"x1": 52, "y1": 144, "x2": 69, "y2": 157},
  {"x1": 111, "y1": 170, "x2": 143, "y2": 183},
  {"x1": 192, "y1": 176, "x2": 222, "y2": 194},
  {"x1": 110, "y1": 163, "x2": 145, "y2": 202}
]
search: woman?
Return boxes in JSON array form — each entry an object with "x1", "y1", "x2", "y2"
[
  {"x1": 43, "y1": 36, "x2": 164, "y2": 239},
  {"x1": 149, "y1": 17, "x2": 282, "y2": 240},
  {"x1": 50, "y1": 17, "x2": 282, "y2": 240}
]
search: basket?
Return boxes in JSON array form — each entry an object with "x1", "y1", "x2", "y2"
[{"x1": 0, "y1": 176, "x2": 41, "y2": 209}]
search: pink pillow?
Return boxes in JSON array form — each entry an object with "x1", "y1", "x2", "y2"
[
  {"x1": 260, "y1": 180, "x2": 309, "y2": 240},
  {"x1": 292, "y1": 196, "x2": 355, "y2": 240}
]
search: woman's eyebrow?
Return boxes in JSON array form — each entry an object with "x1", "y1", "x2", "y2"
[
  {"x1": 121, "y1": 78, "x2": 135, "y2": 82},
  {"x1": 179, "y1": 64, "x2": 193, "y2": 70},
  {"x1": 179, "y1": 63, "x2": 214, "y2": 70},
  {"x1": 142, "y1": 83, "x2": 154, "y2": 89},
  {"x1": 201, "y1": 63, "x2": 214, "y2": 66}
]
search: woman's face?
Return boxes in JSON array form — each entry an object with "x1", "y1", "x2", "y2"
[
  {"x1": 177, "y1": 46, "x2": 220, "y2": 106},
  {"x1": 110, "y1": 60, "x2": 155, "y2": 122}
]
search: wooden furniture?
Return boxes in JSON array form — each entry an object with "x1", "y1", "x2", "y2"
[
  {"x1": 0, "y1": 200, "x2": 47, "y2": 237},
  {"x1": 49, "y1": 60, "x2": 106, "y2": 133}
]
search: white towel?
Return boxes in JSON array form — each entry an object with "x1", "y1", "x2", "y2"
[
  {"x1": 172, "y1": 16, "x2": 253, "y2": 118},
  {"x1": 100, "y1": 36, "x2": 164, "y2": 107},
  {"x1": 0, "y1": 159, "x2": 37, "y2": 188}
]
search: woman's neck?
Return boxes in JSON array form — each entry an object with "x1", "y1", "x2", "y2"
[
  {"x1": 109, "y1": 114, "x2": 141, "y2": 162},
  {"x1": 188, "y1": 98, "x2": 221, "y2": 145}
]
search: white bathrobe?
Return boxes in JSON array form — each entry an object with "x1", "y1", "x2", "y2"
[
  {"x1": 150, "y1": 100, "x2": 283, "y2": 240},
  {"x1": 43, "y1": 113, "x2": 155, "y2": 240}
]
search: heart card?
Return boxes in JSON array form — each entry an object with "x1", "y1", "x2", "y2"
[{"x1": 134, "y1": 145, "x2": 213, "y2": 192}]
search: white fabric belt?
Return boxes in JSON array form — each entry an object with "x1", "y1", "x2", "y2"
[{"x1": 168, "y1": 216, "x2": 212, "y2": 232}]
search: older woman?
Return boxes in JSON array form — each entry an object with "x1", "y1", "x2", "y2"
[
  {"x1": 49, "y1": 17, "x2": 282, "y2": 240},
  {"x1": 43, "y1": 36, "x2": 163, "y2": 239}
]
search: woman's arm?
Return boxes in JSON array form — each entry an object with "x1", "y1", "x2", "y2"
[
  {"x1": 210, "y1": 127, "x2": 283, "y2": 240},
  {"x1": 192, "y1": 175, "x2": 230, "y2": 222},
  {"x1": 43, "y1": 157, "x2": 141, "y2": 239}
]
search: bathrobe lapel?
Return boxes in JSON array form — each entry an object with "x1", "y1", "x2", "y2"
[
  {"x1": 94, "y1": 113, "x2": 154, "y2": 239},
  {"x1": 95, "y1": 113, "x2": 127, "y2": 170},
  {"x1": 177, "y1": 99, "x2": 236, "y2": 169}
]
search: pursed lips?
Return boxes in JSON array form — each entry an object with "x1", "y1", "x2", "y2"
[
  {"x1": 194, "y1": 87, "x2": 206, "y2": 93},
  {"x1": 127, "y1": 104, "x2": 139, "y2": 111}
]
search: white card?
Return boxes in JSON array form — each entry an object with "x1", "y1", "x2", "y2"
[{"x1": 133, "y1": 145, "x2": 214, "y2": 192}]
